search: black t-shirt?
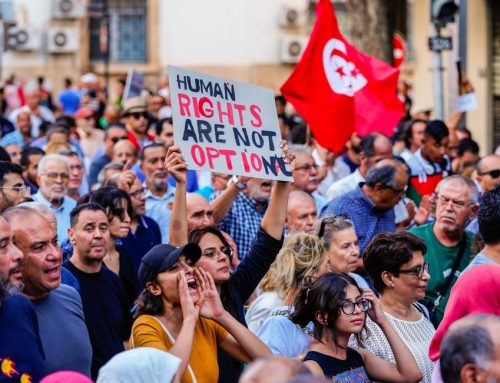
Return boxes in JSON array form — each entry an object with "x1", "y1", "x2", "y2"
[
  {"x1": 303, "y1": 348, "x2": 371, "y2": 382},
  {"x1": 0, "y1": 294, "x2": 45, "y2": 383},
  {"x1": 64, "y1": 261, "x2": 132, "y2": 380}
]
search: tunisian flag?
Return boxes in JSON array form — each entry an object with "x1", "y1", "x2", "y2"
[{"x1": 280, "y1": 0, "x2": 405, "y2": 153}]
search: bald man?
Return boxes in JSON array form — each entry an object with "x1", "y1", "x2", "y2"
[
  {"x1": 286, "y1": 190, "x2": 318, "y2": 235},
  {"x1": 239, "y1": 356, "x2": 310, "y2": 383},
  {"x1": 111, "y1": 139, "x2": 138, "y2": 166},
  {"x1": 476, "y1": 154, "x2": 500, "y2": 193},
  {"x1": 186, "y1": 192, "x2": 214, "y2": 230}
]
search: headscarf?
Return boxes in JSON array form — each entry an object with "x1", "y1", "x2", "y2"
[
  {"x1": 40, "y1": 371, "x2": 93, "y2": 383},
  {"x1": 429, "y1": 263, "x2": 500, "y2": 361},
  {"x1": 96, "y1": 347, "x2": 181, "y2": 383}
]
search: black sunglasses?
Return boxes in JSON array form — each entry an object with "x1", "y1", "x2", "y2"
[
  {"x1": 478, "y1": 169, "x2": 500, "y2": 179},
  {"x1": 111, "y1": 136, "x2": 128, "y2": 144},
  {"x1": 127, "y1": 112, "x2": 149, "y2": 120},
  {"x1": 317, "y1": 214, "x2": 349, "y2": 238}
]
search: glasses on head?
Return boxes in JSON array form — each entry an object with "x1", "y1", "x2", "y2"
[
  {"x1": 317, "y1": 214, "x2": 349, "y2": 238},
  {"x1": 0, "y1": 184, "x2": 30, "y2": 195},
  {"x1": 110, "y1": 136, "x2": 128, "y2": 144},
  {"x1": 42, "y1": 172, "x2": 70, "y2": 181},
  {"x1": 478, "y1": 169, "x2": 500, "y2": 179},
  {"x1": 398, "y1": 262, "x2": 429, "y2": 279},
  {"x1": 202, "y1": 246, "x2": 233, "y2": 259},
  {"x1": 128, "y1": 112, "x2": 149, "y2": 120},
  {"x1": 129, "y1": 188, "x2": 146, "y2": 199},
  {"x1": 294, "y1": 163, "x2": 319, "y2": 172},
  {"x1": 437, "y1": 194, "x2": 469, "y2": 209},
  {"x1": 340, "y1": 298, "x2": 370, "y2": 316}
]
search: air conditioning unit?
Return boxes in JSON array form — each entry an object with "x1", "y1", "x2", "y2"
[
  {"x1": 6, "y1": 27, "x2": 42, "y2": 52},
  {"x1": 280, "y1": 36, "x2": 309, "y2": 63},
  {"x1": 279, "y1": 7, "x2": 306, "y2": 28},
  {"x1": 47, "y1": 27, "x2": 79, "y2": 53},
  {"x1": 52, "y1": 0, "x2": 86, "y2": 19}
]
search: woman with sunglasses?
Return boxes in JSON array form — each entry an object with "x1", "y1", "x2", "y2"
[
  {"x1": 317, "y1": 215, "x2": 369, "y2": 289},
  {"x1": 78, "y1": 187, "x2": 140, "y2": 306},
  {"x1": 351, "y1": 232, "x2": 435, "y2": 382},
  {"x1": 291, "y1": 272, "x2": 422, "y2": 382}
]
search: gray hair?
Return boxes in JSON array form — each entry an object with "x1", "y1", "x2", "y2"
[
  {"x1": 97, "y1": 162, "x2": 124, "y2": 185},
  {"x1": 440, "y1": 314, "x2": 500, "y2": 383},
  {"x1": 315, "y1": 215, "x2": 354, "y2": 251},
  {"x1": 435, "y1": 175, "x2": 479, "y2": 204},
  {"x1": 287, "y1": 144, "x2": 312, "y2": 156},
  {"x1": 18, "y1": 202, "x2": 54, "y2": 219},
  {"x1": 37, "y1": 154, "x2": 69, "y2": 176}
]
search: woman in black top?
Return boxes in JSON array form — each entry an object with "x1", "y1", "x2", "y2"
[{"x1": 290, "y1": 273, "x2": 421, "y2": 382}]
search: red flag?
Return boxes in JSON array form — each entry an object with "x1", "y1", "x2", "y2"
[{"x1": 280, "y1": 0, "x2": 405, "y2": 153}]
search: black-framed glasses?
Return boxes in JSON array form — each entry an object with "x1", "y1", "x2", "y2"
[
  {"x1": 202, "y1": 246, "x2": 233, "y2": 259},
  {"x1": 340, "y1": 298, "x2": 370, "y2": 316},
  {"x1": 398, "y1": 262, "x2": 429, "y2": 279},
  {"x1": 478, "y1": 169, "x2": 500, "y2": 179},
  {"x1": 294, "y1": 163, "x2": 319, "y2": 172},
  {"x1": 317, "y1": 214, "x2": 349, "y2": 238},
  {"x1": 384, "y1": 184, "x2": 408, "y2": 195}
]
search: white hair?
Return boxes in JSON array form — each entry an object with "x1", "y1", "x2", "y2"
[{"x1": 37, "y1": 154, "x2": 70, "y2": 176}]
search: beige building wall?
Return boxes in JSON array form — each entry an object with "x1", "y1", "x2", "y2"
[{"x1": 411, "y1": 0, "x2": 490, "y2": 154}]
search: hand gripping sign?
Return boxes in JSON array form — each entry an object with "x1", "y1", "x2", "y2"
[{"x1": 168, "y1": 66, "x2": 292, "y2": 181}]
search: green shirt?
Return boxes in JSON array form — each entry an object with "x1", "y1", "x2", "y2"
[{"x1": 408, "y1": 223, "x2": 474, "y2": 324}]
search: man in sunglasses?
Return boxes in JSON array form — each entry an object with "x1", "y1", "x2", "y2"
[
  {"x1": 475, "y1": 154, "x2": 500, "y2": 194},
  {"x1": 121, "y1": 96, "x2": 154, "y2": 152}
]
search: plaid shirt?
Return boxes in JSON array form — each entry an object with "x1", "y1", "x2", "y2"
[
  {"x1": 218, "y1": 192, "x2": 269, "y2": 259},
  {"x1": 321, "y1": 185, "x2": 395, "y2": 252}
]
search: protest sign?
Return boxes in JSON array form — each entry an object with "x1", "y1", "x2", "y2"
[
  {"x1": 168, "y1": 66, "x2": 292, "y2": 181},
  {"x1": 122, "y1": 69, "x2": 145, "y2": 105}
]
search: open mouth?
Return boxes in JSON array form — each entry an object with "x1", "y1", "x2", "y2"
[
  {"x1": 261, "y1": 181, "x2": 272, "y2": 188},
  {"x1": 186, "y1": 277, "x2": 197, "y2": 292},
  {"x1": 46, "y1": 266, "x2": 61, "y2": 280}
]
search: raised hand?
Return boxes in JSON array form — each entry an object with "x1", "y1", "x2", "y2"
[
  {"x1": 178, "y1": 270, "x2": 201, "y2": 323},
  {"x1": 362, "y1": 288, "x2": 386, "y2": 326},
  {"x1": 280, "y1": 140, "x2": 296, "y2": 172},
  {"x1": 165, "y1": 146, "x2": 188, "y2": 185},
  {"x1": 114, "y1": 160, "x2": 136, "y2": 192},
  {"x1": 195, "y1": 267, "x2": 225, "y2": 320}
]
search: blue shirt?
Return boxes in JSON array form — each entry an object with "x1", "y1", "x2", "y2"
[
  {"x1": 218, "y1": 192, "x2": 268, "y2": 259},
  {"x1": 32, "y1": 191, "x2": 77, "y2": 244},
  {"x1": 145, "y1": 187, "x2": 175, "y2": 244},
  {"x1": 133, "y1": 164, "x2": 199, "y2": 193},
  {"x1": 321, "y1": 185, "x2": 396, "y2": 252},
  {"x1": 119, "y1": 215, "x2": 162, "y2": 273}
]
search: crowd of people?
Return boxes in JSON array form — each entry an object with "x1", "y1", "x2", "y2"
[{"x1": 0, "y1": 73, "x2": 499, "y2": 383}]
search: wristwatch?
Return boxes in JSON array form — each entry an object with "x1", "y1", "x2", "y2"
[{"x1": 228, "y1": 175, "x2": 246, "y2": 191}]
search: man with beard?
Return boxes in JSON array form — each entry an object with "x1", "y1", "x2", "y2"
[
  {"x1": 32, "y1": 154, "x2": 76, "y2": 244},
  {"x1": 409, "y1": 175, "x2": 478, "y2": 325},
  {"x1": 0, "y1": 215, "x2": 45, "y2": 382},
  {"x1": 21, "y1": 146, "x2": 45, "y2": 194},
  {"x1": 286, "y1": 190, "x2": 317, "y2": 235},
  {"x1": 64, "y1": 203, "x2": 131, "y2": 380},
  {"x1": 289, "y1": 145, "x2": 326, "y2": 213},
  {"x1": 0, "y1": 161, "x2": 29, "y2": 213},
  {"x1": 122, "y1": 97, "x2": 154, "y2": 152},
  {"x1": 3, "y1": 206, "x2": 92, "y2": 376},
  {"x1": 141, "y1": 143, "x2": 174, "y2": 243}
]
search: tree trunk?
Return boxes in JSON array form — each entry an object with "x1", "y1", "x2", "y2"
[{"x1": 346, "y1": 0, "x2": 393, "y2": 64}]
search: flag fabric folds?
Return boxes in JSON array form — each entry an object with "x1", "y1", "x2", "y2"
[{"x1": 280, "y1": 0, "x2": 405, "y2": 153}]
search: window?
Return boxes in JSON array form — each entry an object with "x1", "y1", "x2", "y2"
[{"x1": 89, "y1": 0, "x2": 147, "y2": 63}]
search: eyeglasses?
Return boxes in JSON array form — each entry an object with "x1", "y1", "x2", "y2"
[
  {"x1": 398, "y1": 262, "x2": 429, "y2": 279},
  {"x1": 0, "y1": 184, "x2": 30, "y2": 194},
  {"x1": 384, "y1": 184, "x2": 408, "y2": 196},
  {"x1": 340, "y1": 298, "x2": 370, "y2": 316},
  {"x1": 129, "y1": 188, "x2": 146, "y2": 198},
  {"x1": 294, "y1": 163, "x2": 319, "y2": 172},
  {"x1": 128, "y1": 112, "x2": 149, "y2": 120},
  {"x1": 317, "y1": 214, "x2": 349, "y2": 238},
  {"x1": 163, "y1": 132, "x2": 174, "y2": 138},
  {"x1": 202, "y1": 246, "x2": 233, "y2": 259},
  {"x1": 110, "y1": 136, "x2": 128, "y2": 144},
  {"x1": 437, "y1": 194, "x2": 469, "y2": 209},
  {"x1": 478, "y1": 169, "x2": 500, "y2": 179},
  {"x1": 41, "y1": 172, "x2": 70, "y2": 181}
]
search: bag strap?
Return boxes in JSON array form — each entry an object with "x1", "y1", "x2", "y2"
[{"x1": 434, "y1": 234, "x2": 468, "y2": 308}]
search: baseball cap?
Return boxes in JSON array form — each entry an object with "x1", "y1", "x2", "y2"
[
  {"x1": 138, "y1": 243, "x2": 202, "y2": 287},
  {"x1": 75, "y1": 108, "x2": 94, "y2": 120}
]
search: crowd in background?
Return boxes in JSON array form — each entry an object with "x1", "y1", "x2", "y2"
[{"x1": 0, "y1": 72, "x2": 499, "y2": 383}]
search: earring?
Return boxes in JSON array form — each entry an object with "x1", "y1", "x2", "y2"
[{"x1": 389, "y1": 283, "x2": 395, "y2": 288}]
